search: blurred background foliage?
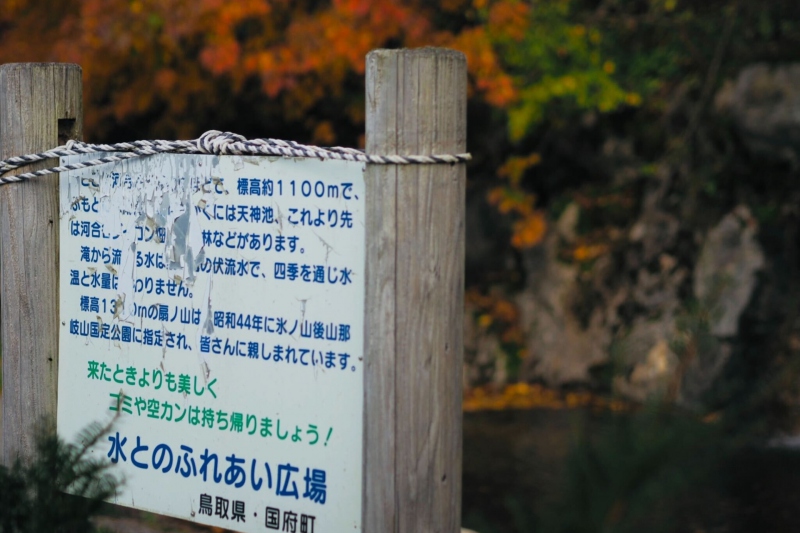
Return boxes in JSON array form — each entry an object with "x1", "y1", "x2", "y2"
[{"x1": 4, "y1": 0, "x2": 800, "y2": 531}]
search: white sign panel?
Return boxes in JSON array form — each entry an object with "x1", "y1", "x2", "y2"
[{"x1": 57, "y1": 153, "x2": 365, "y2": 533}]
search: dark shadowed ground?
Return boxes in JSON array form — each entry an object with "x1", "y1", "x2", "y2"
[
  {"x1": 461, "y1": 409, "x2": 800, "y2": 533},
  {"x1": 8, "y1": 407, "x2": 796, "y2": 533}
]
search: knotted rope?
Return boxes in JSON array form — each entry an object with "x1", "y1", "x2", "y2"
[{"x1": 0, "y1": 130, "x2": 471, "y2": 185}]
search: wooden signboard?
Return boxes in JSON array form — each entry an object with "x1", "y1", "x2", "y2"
[
  {"x1": 58, "y1": 154, "x2": 365, "y2": 532},
  {"x1": 1, "y1": 48, "x2": 465, "y2": 533}
]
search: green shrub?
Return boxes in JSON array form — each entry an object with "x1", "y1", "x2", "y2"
[{"x1": 0, "y1": 420, "x2": 120, "y2": 533}]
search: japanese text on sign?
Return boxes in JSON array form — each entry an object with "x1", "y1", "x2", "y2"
[{"x1": 58, "y1": 154, "x2": 365, "y2": 533}]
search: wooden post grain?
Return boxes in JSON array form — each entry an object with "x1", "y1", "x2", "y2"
[
  {"x1": 0, "y1": 63, "x2": 82, "y2": 463},
  {"x1": 364, "y1": 48, "x2": 466, "y2": 533}
]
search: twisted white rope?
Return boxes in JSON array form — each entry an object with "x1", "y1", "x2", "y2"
[{"x1": 0, "y1": 130, "x2": 471, "y2": 185}]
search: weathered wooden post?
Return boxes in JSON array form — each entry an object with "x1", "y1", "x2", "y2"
[
  {"x1": 0, "y1": 63, "x2": 83, "y2": 462},
  {"x1": 364, "y1": 48, "x2": 466, "y2": 532}
]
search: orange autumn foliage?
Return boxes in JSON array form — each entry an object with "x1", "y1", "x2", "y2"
[
  {"x1": 490, "y1": 152, "x2": 548, "y2": 248},
  {"x1": 572, "y1": 243, "x2": 609, "y2": 262},
  {"x1": 488, "y1": 185, "x2": 547, "y2": 249},
  {"x1": 0, "y1": 0, "x2": 524, "y2": 141},
  {"x1": 466, "y1": 289, "x2": 525, "y2": 346},
  {"x1": 0, "y1": 0, "x2": 550, "y2": 256},
  {"x1": 463, "y1": 382, "x2": 631, "y2": 412}
]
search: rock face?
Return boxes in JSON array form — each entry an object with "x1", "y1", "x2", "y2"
[
  {"x1": 463, "y1": 307, "x2": 508, "y2": 388},
  {"x1": 716, "y1": 63, "x2": 800, "y2": 161},
  {"x1": 463, "y1": 63, "x2": 791, "y2": 401},
  {"x1": 614, "y1": 320, "x2": 679, "y2": 403},
  {"x1": 509, "y1": 201, "x2": 764, "y2": 405},
  {"x1": 621, "y1": 206, "x2": 763, "y2": 405},
  {"x1": 694, "y1": 206, "x2": 765, "y2": 337},
  {"x1": 516, "y1": 205, "x2": 612, "y2": 385},
  {"x1": 671, "y1": 206, "x2": 764, "y2": 406}
]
